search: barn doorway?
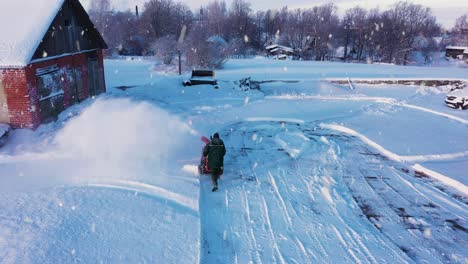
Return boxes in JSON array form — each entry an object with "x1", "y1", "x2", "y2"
[{"x1": 87, "y1": 51, "x2": 104, "y2": 97}]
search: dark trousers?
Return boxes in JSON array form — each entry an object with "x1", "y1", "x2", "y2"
[{"x1": 211, "y1": 167, "x2": 222, "y2": 187}]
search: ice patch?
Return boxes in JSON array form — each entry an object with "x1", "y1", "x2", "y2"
[{"x1": 413, "y1": 164, "x2": 468, "y2": 195}]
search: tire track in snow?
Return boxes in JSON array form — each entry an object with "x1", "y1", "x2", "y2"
[
  {"x1": 241, "y1": 186, "x2": 262, "y2": 264},
  {"x1": 340, "y1": 137, "x2": 468, "y2": 263},
  {"x1": 332, "y1": 226, "x2": 362, "y2": 264},
  {"x1": 261, "y1": 196, "x2": 287, "y2": 264},
  {"x1": 267, "y1": 171, "x2": 292, "y2": 226},
  {"x1": 321, "y1": 123, "x2": 468, "y2": 195},
  {"x1": 198, "y1": 120, "x2": 466, "y2": 263}
]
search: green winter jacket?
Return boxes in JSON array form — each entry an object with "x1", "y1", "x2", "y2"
[{"x1": 203, "y1": 138, "x2": 226, "y2": 169}]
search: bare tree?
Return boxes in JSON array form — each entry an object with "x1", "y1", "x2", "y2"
[
  {"x1": 204, "y1": 1, "x2": 228, "y2": 38},
  {"x1": 183, "y1": 23, "x2": 229, "y2": 68},
  {"x1": 452, "y1": 14, "x2": 468, "y2": 46},
  {"x1": 153, "y1": 35, "x2": 178, "y2": 64},
  {"x1": 141, "y1": 0, "x2": 193, "y2": 44},
  {"x1": 88, "y1": 0, "x2": 112, "y2": 41},
  {"x1": 228, "y1": 0, "x2": 252, "y2": 40},
  {"x1": 380, "y1": 2, "x2": 439, "y2": 64},
  {"x1": 341, "y1": 7, "x2": 368, "y2": 60}
]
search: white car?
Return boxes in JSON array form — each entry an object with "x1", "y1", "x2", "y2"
[{"x1": 445, "y1": 88, "x2": 468, "y2": 110}]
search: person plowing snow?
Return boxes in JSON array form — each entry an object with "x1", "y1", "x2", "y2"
[{"x1": 202, "y1": 133, "x2": 226, "y2": 192}]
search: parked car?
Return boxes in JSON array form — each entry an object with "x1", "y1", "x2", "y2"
[{"x1": 445, "y1": 88, "x2": 468, "y2": 110}]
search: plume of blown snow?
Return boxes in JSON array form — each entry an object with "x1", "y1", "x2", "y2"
[
  {"x1": 0, "y1": 98, "x2": 195, "y2": 192},
  {"x1": 53, "y1": 98, "x2": 194, "y2": 181}
]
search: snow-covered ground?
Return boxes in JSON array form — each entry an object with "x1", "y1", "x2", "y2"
[{"x1": 0, "y1": 57, "x2": 467, "y2": 263}]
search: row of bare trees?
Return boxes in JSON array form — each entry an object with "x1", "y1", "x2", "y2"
[{"x1": 88, "y1": 0, "x2": 467, "y2": 67}]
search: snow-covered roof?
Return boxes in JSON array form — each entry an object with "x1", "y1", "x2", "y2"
[
  {"x1": 0, "y1": 0, "x2": 66, "y2": 67},
  {"x1": 265, "y1": 44, "x2": 294, "y2": 52},
  {"x1": 267, "y1": 45, "x2": 294, "y2": 53},
  {"x1": 446, "y1": 46, "x2": 468, "y2": 50},
  {"x1": 265, "y1": 44, "x2": 279, "y2": 50}
]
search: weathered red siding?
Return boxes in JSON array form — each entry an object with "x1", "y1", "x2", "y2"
[
  {"x1": 1, "y1": 50, "x2": 106, "y2": 129},
  {"x1": 98, "y1": 50, "x2": 106, "y2": 92}
]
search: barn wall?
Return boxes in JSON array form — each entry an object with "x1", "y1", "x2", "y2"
[
  {"x1": 0, "y1": 74, "x2": 11, "y2": 123},
  {"x1": 0, "y1": 50, "x2": 106, "y2": 129},
  {"x1": 27, "y1": 50, "x2": 106, "y2": 128},
  {"x1": 0, "y1": 68, "x2": 38, "y2": 128},
  {"x1": 98, "y1": 50, "x2": 106, "y2": 94}
]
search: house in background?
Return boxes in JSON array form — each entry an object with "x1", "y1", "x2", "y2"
[
  {"x1": 445, "y1": 46, "x2": 468, "y2": 61},
  {"x1": 0, "y1": 0, "x2": 107, "y2": 129},
  {"x1": 265, "y1": 44, "x2": 296, "y2": 60}
]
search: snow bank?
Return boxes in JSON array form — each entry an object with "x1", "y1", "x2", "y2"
[
  {"x1": 320, "y1": 123, "x2": 402, "y2": 162},
  {"x1": 321, "y1": 123, "x2": 468, "y2": 193},
  {"x1": 88, "y1": 179, "x2": 198, "y2": 212},
  {"x1": 320, "y1": 123, "x2": 468, "y2": 163},
  {"x1": 266, "y1": 95, "x2": 397, "y2": 104},
  {"x1": 413, "y1": 164, "x2": 468, "y2": 195},
  {"x1": 245, "y1": 117, "x2": 305, "y2": 124}
]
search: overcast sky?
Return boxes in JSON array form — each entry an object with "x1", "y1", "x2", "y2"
[{"x1": 80, "y1": 0, "x2": 467, "y2": 29}]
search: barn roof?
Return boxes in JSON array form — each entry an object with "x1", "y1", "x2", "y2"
[
  {"x1": 0, "y1": 0, "x2": 66, "y2": 67},
  {"x1": 0, "y1": 0, "x2": 105, "y2": 68},
  {"x1": 265, "y1": 45, "x2": 294, "y2": 53}
]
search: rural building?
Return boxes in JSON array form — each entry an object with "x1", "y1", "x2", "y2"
[
  {"x1": 265, "y1": 44, "x2": 295, "y2": 59},
  {"x1": 445, "y1": 46, "x2": 468, "y2": 61},
  {"x1": 0, "y1": 0, "x2": 107, "y2": 129}
]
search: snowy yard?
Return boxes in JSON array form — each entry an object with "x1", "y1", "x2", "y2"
[{"x1": 0, "y1": 58, "x2": 467, "y2": 263}]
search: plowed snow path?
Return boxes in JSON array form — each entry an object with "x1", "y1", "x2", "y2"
[{"x1": 199, "y1": 121, "x2": 467, "y2": 264}]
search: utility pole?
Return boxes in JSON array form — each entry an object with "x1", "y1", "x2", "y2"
[{"x1": 178, "y1": 50, "x2": 182, "y2": 75}]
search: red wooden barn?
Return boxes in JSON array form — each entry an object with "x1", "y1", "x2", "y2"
[{"x1": 0, "y1": 0, "x2": 107, "y2": 129}]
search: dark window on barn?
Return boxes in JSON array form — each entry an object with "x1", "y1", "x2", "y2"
[
  {"x1": 66, "y1": 67, "x2": 85, "y2": 102},
  {"x1": 36, "y1": 65, "x2": 64, "y2": 122}
]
